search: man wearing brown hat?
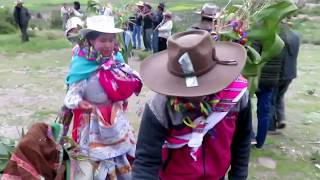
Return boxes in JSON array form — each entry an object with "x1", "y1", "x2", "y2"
[
  {"x1": 133, "y1": 30, "x2": 252, "y2": 180},
  {"x1": 191, "y1": 3, "x2": 220, "y2": 32},
  {"x1": 152, "y1": 3, "x2": 165, "y2": 53},
  {"x1": 132, "y1": 1, "x2": 144, "y2": 49},
  {"x1": 142, "y1": 2, "x2": 154, "y2": 51}
]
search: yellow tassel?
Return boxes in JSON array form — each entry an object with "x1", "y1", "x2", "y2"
[{"x1": 183, "y1": 117, "x2": 196, "y2": 128}]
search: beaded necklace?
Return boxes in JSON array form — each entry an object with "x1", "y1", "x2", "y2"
[{"x1": 76, "y1": 45, "x2": 113, "y2": 64}]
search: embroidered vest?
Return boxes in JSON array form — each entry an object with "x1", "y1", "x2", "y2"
[
  {"x1": 159, "y1": 76, "x2": 248, "y2": 179},
  {"x1": 164, "y1": 75, "x2": 248, "y2": 160}
]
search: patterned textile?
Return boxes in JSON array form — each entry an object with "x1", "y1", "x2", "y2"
[
  {"x1": 99, "y1": 61, "x2": 142, "y2": 102},
  {"x1": 64, "y1": 66, "x2": 137, "y2": 179},
  {"x1": 1, "y1": 123, "x2": 64, "y2": 180},
  {"x1": 165, "y1": 75, "x2": 248, "y2": 160},
  {"x1": 71, "y1": 102, "x2": 135, "y2": 180},
  {"x1": 66, "y1": 45, "x2": 126, "y2": 85}
]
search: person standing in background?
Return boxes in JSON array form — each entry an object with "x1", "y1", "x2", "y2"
[
  {"x1": 70, "y1": 1, "x2": 84, "y2": 19},
  {"x1": 152, "y1": 3, "x2": 165, "y2": 53},
  {"x1": 132, "y1": 1, "x2": 144, "y2": 49},
  {"x1": 142, "y1": 3, "x2": 153, "y2": 52},
  {"x1": 13, "y1": 0, "x2": 31, "y2": 42},
  {"x1": 190, "y1": 3, "x2": 220, "y2": 32},
  {"x1": 156, "y1": 12, "x2": 173, "y2": 51},
  {"x1": 99, "y1": 3, "x2": 113, "y2": 16},
  {"x1": 270, "y1": 21, "x2": 300, "y2": 131},
  {"x1": 253, "y1": 41, "x2": 283, "y2": 148},
  {"x1": 61, "y1": 3, "x2": 70, "y2": 30}
]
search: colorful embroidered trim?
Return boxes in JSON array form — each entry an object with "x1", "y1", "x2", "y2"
[{"x1": 168, "y1": 95, "x2": 220, "y2": 128}]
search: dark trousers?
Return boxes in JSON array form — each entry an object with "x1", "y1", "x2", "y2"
[
  {"x1": 158, "y1": 37, "x2": 168, "y2": 51},
  {"x1": 152, "y1": 31, "x2": 159, "y2": 53},
  {"x1": 19, "y1": 24, "x2": 29, "y2": 42},
  {"x1": 142, "y1": 28, "x2": 153, "y2": 51},
  {"x1": 255, "y1": 85, "x2": 275, "y2": 148},
  {"x1": 269, "y1": 79, "x2": 293, "y2": 129}
]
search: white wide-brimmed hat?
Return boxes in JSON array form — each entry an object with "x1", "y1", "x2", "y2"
[
  {"x1": 80, "y1": 15, "x2": 123, "y2": 37},
  {"x1": 65, "y1": 17, "x2": 84, "y2": 35},
  {"x1": 136, "y1": 1, "x2": 144, "y2": 6}
]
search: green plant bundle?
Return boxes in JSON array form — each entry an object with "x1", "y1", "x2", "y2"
[
  {"x1": 220, "y1": 0, "x2": 298, "y2": 94},
  {"x1": 0, "y1": 138, "x2": 16, "y2": 173},
  {"x1": 245, "y1": 0, "x2": 298, "y2": 94},
  {"x1": 0, "y1": 7, "x2": 17, "y2": 34}
]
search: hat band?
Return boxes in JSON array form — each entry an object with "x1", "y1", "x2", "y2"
[{"x1": 169, "y1": 61, "x2": 215, "y2": 78}]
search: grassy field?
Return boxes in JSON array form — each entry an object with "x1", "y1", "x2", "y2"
[
  {"x1": 0, "y1": 30, "x2": 70, "y2": 56},
  {"x1": 0, "y1": 0, "x2": 88, "y2": 11},
  {"x1": 248, "y1": 44, "x2": 320, "y2": 179},
  {"x1": 0, "y1": 43, "x2": 319, "y2": 179},
  {"x1": 1, "y1": 0, "x2": 320, "y2": 179}
]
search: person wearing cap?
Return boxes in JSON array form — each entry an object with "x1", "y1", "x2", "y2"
[
  {"x1": 191, "y1": 3, "x2": 220, "y2": 32},
  {"x1": 142, "y1": 3, "x2": 154, "y2": 51},
  {"x1": 64, "y1": 15, "x2": 142, "y2": 179},
  {"x1": 155, "y1": 11, "x2": 173, "y2": 51},
  {"x1": 152, "y1": 3, "x2": 165, "y2": 53},
  {"x1": 132, "y1": 30, "x2": 252, "y2": 179},
  {"x1": 132, "y1": 1, "x2": 144, "y2": 49},
  {"x1": 13, "y1": 0, "x2": 31, "y2": 42}
]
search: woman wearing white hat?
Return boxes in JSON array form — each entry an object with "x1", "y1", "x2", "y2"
[{"x1": 64, "y1": 15, "x2": 142, "y2": 179}]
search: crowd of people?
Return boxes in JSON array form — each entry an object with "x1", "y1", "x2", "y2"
[
  {"x1": 3, "y1": 1, "x2": 300, "y2": 180},
  {"x1": 128, "y1": 1, "x2": 173, "y2": 53},
  {"x1": 60, "y1": 1, "x2": 85, "y2": 30}
]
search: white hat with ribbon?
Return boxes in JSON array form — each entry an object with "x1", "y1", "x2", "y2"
[{"x1": 80, "y1": 15, "x2": 123, "y2": 37}]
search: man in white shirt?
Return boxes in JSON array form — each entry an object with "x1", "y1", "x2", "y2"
[
  {"x1": 156, "y1": 12, "x2": 173, "y2": 51},
  {"x1": 70, "y1": 1, "x2": 84, "y2": 19},
  {"x1": 61, "y1": 3, "x2": 70, "y2": 30}
]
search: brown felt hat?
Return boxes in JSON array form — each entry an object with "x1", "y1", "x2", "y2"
[
  {"x1": 195, "y1": 3, "x2": 220, "y2": 19},
  {"x1": 140, "y1": 30, "x2": 247, "y2": 97}
]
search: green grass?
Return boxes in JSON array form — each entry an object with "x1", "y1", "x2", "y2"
[
  {"x1": 292, "y1": 18, "x2": 320, "y2": 45},
  {"x1": 247, "y1": 44, "x2": 320, "y2": 179},
  {"x1": 0, "y1": 30, "x2": 70, "y2": 56},
  {"x1": 0, "y1": 0, "x2": 88, "y2": 11},
  {"x1": 300, "y1": 6, "x2": 320, "y2": 16},
  {"x1": 249, "y1": 147, "x2": 318, "y2": 179}
]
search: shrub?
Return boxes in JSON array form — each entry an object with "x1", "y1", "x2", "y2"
[
  {"x1": 45, "y1": 32, "x2": 58, "y2": 40},
  {"x1": 0, "y1": 7, "x2": 17, "y2": 34},
  {"x1": 137, "y1": 50, "x2": 151, "y2": 61},
  {"x1": 28, "y1": 30, "x2": 37, "y2": 37},
  {"x1": 0, "y1": 22, "x2": 16, "y2": 34},
  {"x1": 50, "y1": 10, "x2": 62, "y2": 29}
]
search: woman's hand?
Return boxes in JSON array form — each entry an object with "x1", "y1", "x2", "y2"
[{"x1": 78, "y1": 100, "x2": 93, "y2": 112}]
